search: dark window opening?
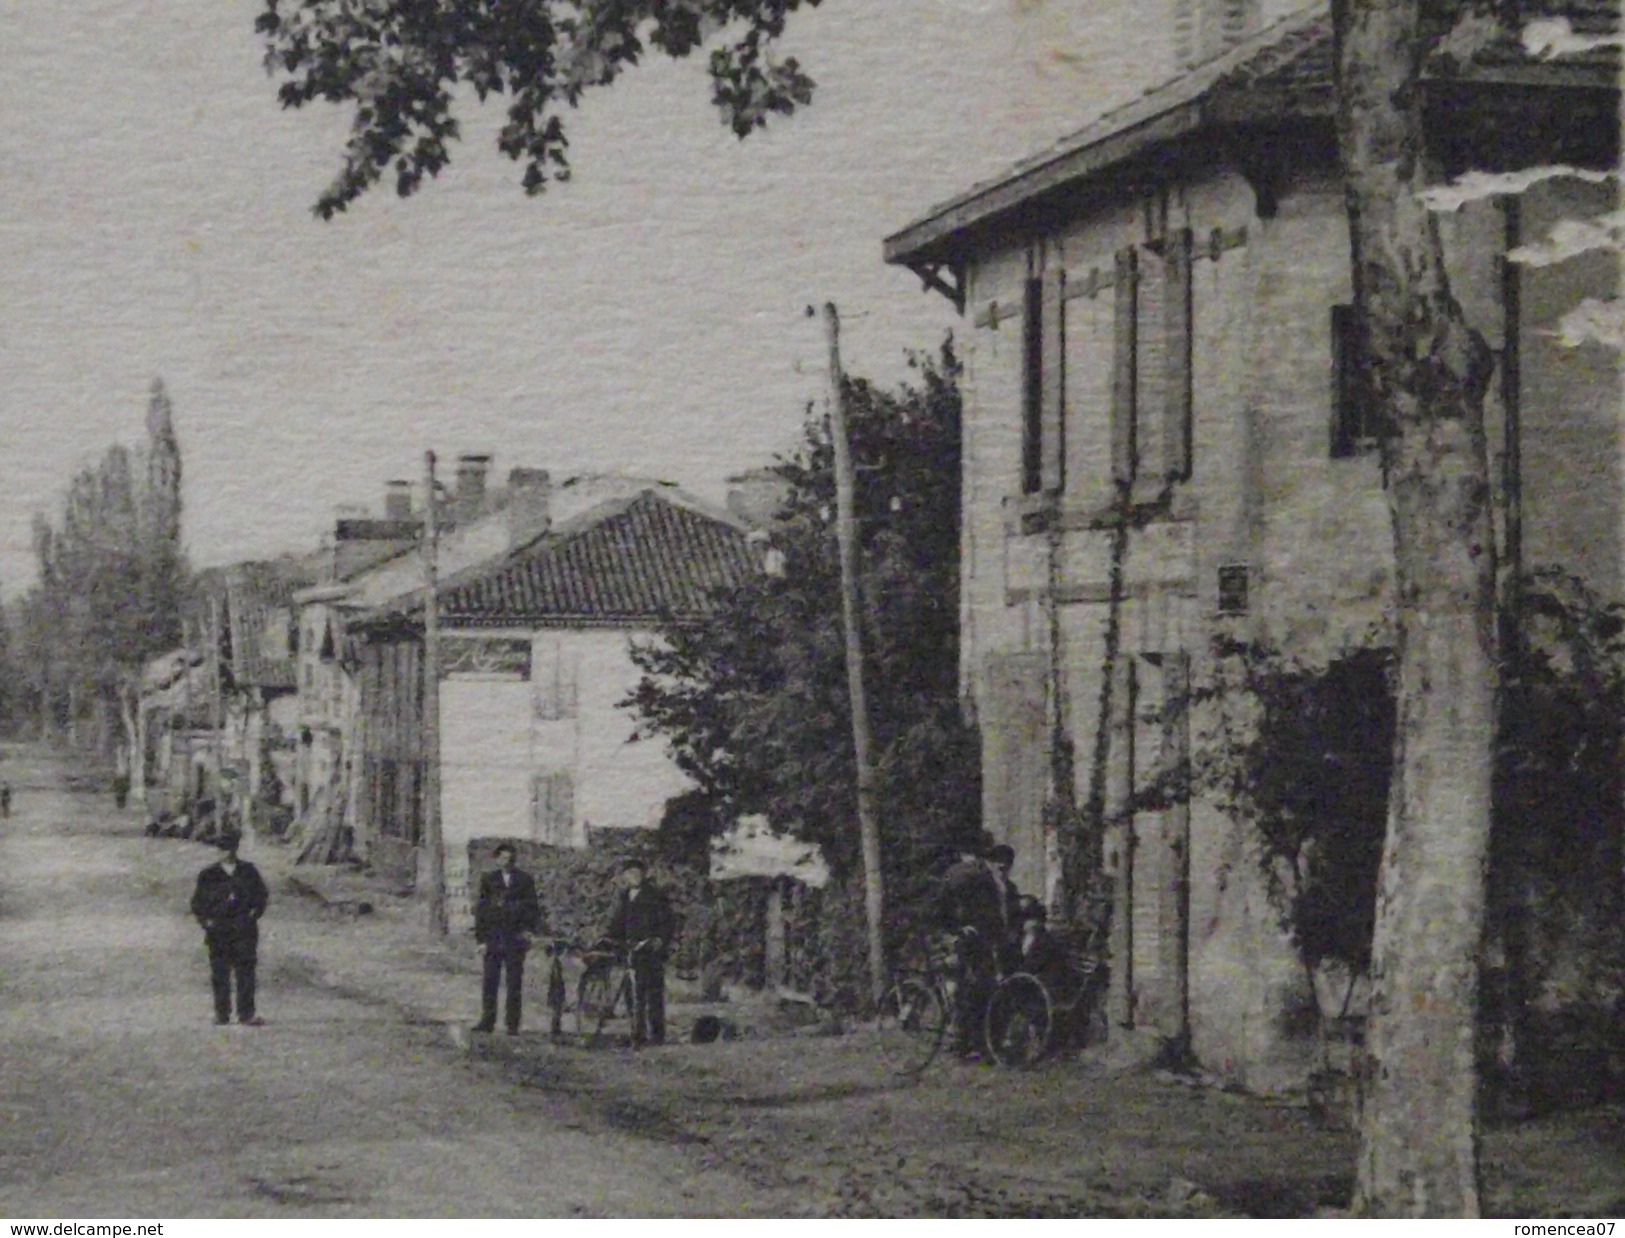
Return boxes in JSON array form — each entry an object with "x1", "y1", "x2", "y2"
[
  {"x1": 1331, "y1": 303, "x2": 1382, "y2": 457},
  {"x1": 1021, "y1": 276, "x2": 1044, "y2": 494},
  {"x1": 1218, "y1": 564, "x2": 1250, "y2": 616}
]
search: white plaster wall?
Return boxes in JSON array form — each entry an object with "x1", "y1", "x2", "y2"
[
  {"x1": 556, "y1": 628, "x2": 691, "y2": 833},
  {"x1": 441, "y1": 677, "x2": 531, "y2": 846},
  {"x1": 437, "y1": 627, "x2": 694, "y2": 853}
]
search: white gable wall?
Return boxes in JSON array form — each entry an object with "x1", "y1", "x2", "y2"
[{"x1": 439, "y1": 626, "x2": 691, "y2": 854}]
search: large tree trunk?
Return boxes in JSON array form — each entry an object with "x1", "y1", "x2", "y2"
[{"x1": 1334, "y1": 0, "x2": 1500, "y2": 1217}]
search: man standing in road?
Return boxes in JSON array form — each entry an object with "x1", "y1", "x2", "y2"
[
  {"x1": 472, "y1": 842, "x2": 542, "y2": 1036},
  {"x1": 606, "y1": 858, "x2": 674, "y2": 1048},
  {"x1": 190, "y1": 831, "x2": 269, "y2": 1026},
  {"x1": 1, "y1": 780, "x2": 11, "y2": 818}
]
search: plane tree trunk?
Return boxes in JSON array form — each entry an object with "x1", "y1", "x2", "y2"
[{"x1": 1333, "y1": 0, "x2": 1501, "y2": 1216}]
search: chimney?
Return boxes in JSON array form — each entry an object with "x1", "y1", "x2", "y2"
[
  {"x1": 507, "y1": 468, "x2": 552, "y2": 548},
  {"x1": 1174, "y1": 0, "x2": 1258, "y2": 70},
  {"x1": 453, "y1": 454, "x2": 492, "y2": 527},
  {"x1": 383, "y1": 480, "x2": 412, "y2": 522},
  {"x1": 726, "y1": 468, "x2": 790, "y2": 529}
]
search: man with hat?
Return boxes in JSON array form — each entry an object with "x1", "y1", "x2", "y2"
[
  {"x1": 605, "y1": 857, "x2": 674, "y2": 1047},
  {"x1": 472, "y1": 842, "x2": 543, "y2": 1035},
  {"x1": 934, "y1": 831, "x2": 1009, "y2": 1055},
  {"x1": 986, "y1": 843, "x2": 1024, "y2": 973},
  {"x1": 190, "y1": 831, "x2": 269, "y2": 1026}
]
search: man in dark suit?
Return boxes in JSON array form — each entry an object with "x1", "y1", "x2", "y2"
[
  {"x1": 934, "y1": 832, "x2": 1008, "y2": 1055},
  {"x1": 473, "y1": 842, "x2": 543, "y2": 1035},
  {"x1": 935, "y1": 833, "x2": 1004, "y2": 944},
  {"x1": 190, "y1": 831, "x2": 269, "y2": 1026},
  {"x1": 605, "y1": 858, "x2": 674, "y2": 1047},
  {"x1": 987, "y1": 843, "x2": 1023, "y2": 972}
]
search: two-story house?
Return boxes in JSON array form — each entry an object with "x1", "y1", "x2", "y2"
[
  {"x1": 352, "y1": 483, "x2": 758, "y2": 928},
  {"x1": 884, "y1": 0, "x2": 1619, "y2": 1087}
]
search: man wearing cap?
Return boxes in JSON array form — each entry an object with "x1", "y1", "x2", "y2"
[
  {"x1": 935, "y1": 833, "x2": 1004, "y2": 945},
  {"x1": 472, "y1": 842, "x2": 543, "y2": 1035},
  {"x1": 605, "y1": 858, "x2": 674, "y2": 1047},
  {"x1": 987, "y1": 843, "x2": 1024, "y2": 972},
  {"x1": 190, "y1": 831, "x2": 269, "y2": 1026}
]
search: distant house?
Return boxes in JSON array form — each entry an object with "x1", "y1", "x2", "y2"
[
  {"x1": 289, "y1": 454, "x2": 550, "y2": 870},
  {"x1": 133, "y1": 647, "x2": 211, "y2": 823},
  {"x1": 150, "y1": 557, "x2": 318, "y2": 834},
  {"x1": 883, "y1": 0, "x2": 1619, "y2": 1088},
  {"x1": 350, "y1": 483, "x2": 758, "y2": 926}
]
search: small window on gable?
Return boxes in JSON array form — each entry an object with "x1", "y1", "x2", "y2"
[
  {"x1": 1217, "y1": 564, "x2": 1250, "y2": 616},
  {"x1": 1331, "y1": 304, "x2": 1382, "y2": 457},
  {"x1": 1021, "y1": 276, "x2": 1044, "y2": 494}
]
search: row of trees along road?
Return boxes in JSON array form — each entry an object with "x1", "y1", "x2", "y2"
[
  {"x1": 2, "y1": 381, "x2": 188, "y2": 767},
  {"x1": 253, "y1": 0, "x2": 1619, "y2": 1215}
]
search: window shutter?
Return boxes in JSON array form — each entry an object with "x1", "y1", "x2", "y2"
[
  {"x1": 1111, "y1": 247, "x2": 1139, "y2": 485},
  {"x1": 1330, "y1": 303, "x2": 1372, "y2": 458},
  {"x1": 533, "y1": 648, "x2": 580, "y2": 720},
  {"x1": 531, "y1": 770, "x2": 575, "y2": 845},
  {"x1": 1040, "y1": 267, "x2": 1066, "y2": 494},
  {"x1": 1163, "y1": 228, "x2": 1194, "y2": 481},
  {"x1": 1021, "y1": 277, "x2": 1044, "y2": 494},
  {"x1": 548, "y1": 771, "x2": 574, "y2": 845}
]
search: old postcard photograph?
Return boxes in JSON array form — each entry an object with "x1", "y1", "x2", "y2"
[{"x1": 0, "y1": 0, "x2": 1620, "y2": 1221}]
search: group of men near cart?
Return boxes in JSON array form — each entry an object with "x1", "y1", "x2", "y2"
[{"x1": 933, "y1": 831, "x2": 1069, "y2": 1056}]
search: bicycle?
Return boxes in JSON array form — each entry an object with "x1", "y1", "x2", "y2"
[
  {"x1": 575, "y1": 937, "x2": 661, "y2": 1048},
  {"x1": 542, "y1": 938, "x2": 571, "y2": 1037},
  {"x1": 983, "y1": 923, "x2": 1108, "y2": 1068},
  {"x1": 873, "y1": 925, "x2": 1002, "y2": 1077}
]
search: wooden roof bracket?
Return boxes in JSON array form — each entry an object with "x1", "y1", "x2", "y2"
[
  {"x1": 911, "y1": 260, "x2": 966, "y2": 315},
  {"x1": 1224, "y1": 131, "x2": 1288, "y2": 221}
]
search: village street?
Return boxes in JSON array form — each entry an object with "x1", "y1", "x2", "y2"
[
  {"x1": 0, "y1": 743, "x2": 784, "y2": 1218},
  {"x1": 3, "y1": 742, "x2": 1622, "y2": 1219}
]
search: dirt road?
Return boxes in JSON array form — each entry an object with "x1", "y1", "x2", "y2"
[{"x1": 0, "y1": 744, "x2": 776, "y2": 1218}]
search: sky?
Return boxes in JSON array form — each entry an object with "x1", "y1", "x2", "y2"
[{"x1": 0, "y1": 0, "x2": 1164, "y2": 595}]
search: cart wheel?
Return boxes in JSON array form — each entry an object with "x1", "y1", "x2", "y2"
[
  {"x1": 986, "y1": 973, "x2": 1053, "y2": 1068},
  {"x1": 875, "y1": 976, "x2": 948, "y2": 1077},
  {"x1": 574, "y1": 969, "x2": 613, "y2": 1042}
]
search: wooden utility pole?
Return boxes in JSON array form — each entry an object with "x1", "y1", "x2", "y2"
[
  {"x1": 209, "y1": 595, "x2": 225, "y2": 838},
  {"x1": 822, "y1": 302, "x2": 887, "y2": 1007},
  {"x1": 421, "y1": 451, "x2": 448, "y2": 935}
]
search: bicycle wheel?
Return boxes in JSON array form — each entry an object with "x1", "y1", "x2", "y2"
[
  {"x1": 573, "y1": 969, "x2": 613, "y2": 1041},
  {"x1": 589, "y1": 974, "x2": 632, "y2": 1050},
  {"x1": 985, "y1": 972, "x2": 1053, "y2": 1068},
  {"x1": 546, "y1": 957, "x2": 567, "y2": 1036},
  {"x1": 875, "y1": 976, "x2": 948, "y2": 1076}
]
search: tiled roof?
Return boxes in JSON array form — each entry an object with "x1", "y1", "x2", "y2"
[
  {"x1": 439, "y1": 490, "x2": 757, "y2": 626},
  {"x1": 885, "y1": 0, "x2": 1619, "y2": 265}
]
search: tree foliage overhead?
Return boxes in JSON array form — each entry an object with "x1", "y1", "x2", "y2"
[
  {"x1": 256, "y1": 0, "x2": 822, "y2": 217},
  {"x1": 626, "y1": 340, "x2": 978, "y2": 897}
]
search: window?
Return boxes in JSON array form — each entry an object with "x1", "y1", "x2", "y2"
[
  {"x1": 1217, "y1": 564, "x2": 1250, "y2": 616},
  {"x1": 1162, "y1": 228, "x2": 1194, "y2": 482},
  {"x1": 532, "y1": 648, "x2": 579, "y2": 721},
  {"x1": 1331, "y1": 303, "x2": 1381, "y2": 457},
  {"x1": 1111, "y1": 247, "x2": 1140, "y2": 484},
  {"x1": 1021, "y1": 276, "x2": 1044, "y2": 494},
  {"x1": 531, "y1": 770, "x2": 575, "y2": 846}
]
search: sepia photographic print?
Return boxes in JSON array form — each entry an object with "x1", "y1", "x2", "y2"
[{"x1": 0, "y1": 0, "x2": 1621, "y2": 1221}]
